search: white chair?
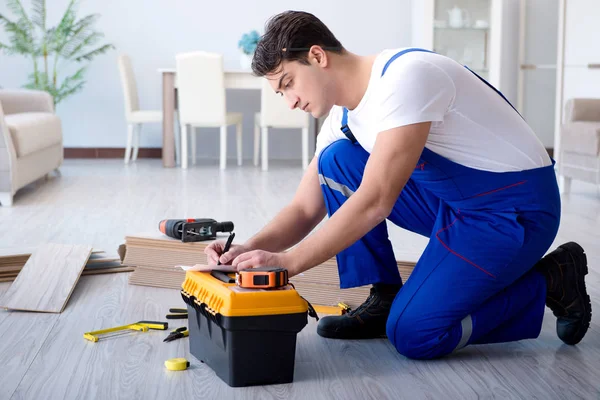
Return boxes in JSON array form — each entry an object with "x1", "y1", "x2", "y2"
[
  {"x1": 175, "y1": 51, "x2": 243, "y2": 169},
  {"x1": 117, "y1": 54, "x2": 163, "y2": 164},
  {"x1": 254, "y1": 79, "x2": 310, "y2": 170}
]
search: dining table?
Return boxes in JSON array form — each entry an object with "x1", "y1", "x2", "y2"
[{"x1": 158, "y1": 68, "x2": 321, "y2": 168}]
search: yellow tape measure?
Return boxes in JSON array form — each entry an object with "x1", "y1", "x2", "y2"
[{"x1": 165, "y1": 358, "x2": 190, "y2": 371}]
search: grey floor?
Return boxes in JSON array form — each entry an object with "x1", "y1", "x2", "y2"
[{"x1": 1, "y1": 158, "x2": 600, "y2": 399}]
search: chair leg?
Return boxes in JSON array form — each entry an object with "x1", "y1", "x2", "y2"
[
  {"x1": 174, "y1": 113, "x2": 181, "y2": 166},
  {"x1": 301, "y1": 127, "x2": 309, "y2": 170},
  {"x1": 254, "y1": 122, "x2": 260, "y2": 166},
  {"x1": 0, "y1": 192, "x2": 13, "y2": 206},
  {"x1": 191, "y1": 126, "x2": 197, "y2": 165},
  {"x1": 181, "y1": 124, "x2": 189, "y2": 169},
  {"x1": 563, "y1": 176, "x2": 572, "y2": 194},
  {"x1": 124, "y1": 123, "x2": 134, "y2": 164},
  {"x1": 261, "y1": 127, "x2": 269, "y2": 171},
  {"x1": 236, "y1": 122, "x2": 243, "y2": 166},
  {"x1": 174, "y1": 118, "x2": 181, "y2": 165},
  {"x1": 132, "y1": 124, "x2": 141, "y2": 161},
  {"x1": 220, "y1": 125, "x2": 227, "y2": 170}
]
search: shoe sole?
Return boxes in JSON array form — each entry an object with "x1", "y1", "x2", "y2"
[
  {"x1": 316, "y1": 326, "x2": 387, "y2": 340},
  {"x1": 558, "y1": 241, "x2": 592, "y2": 345}
]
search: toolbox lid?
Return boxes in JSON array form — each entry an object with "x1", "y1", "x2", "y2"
[{"x1": 181, "y1": 271, "x2": 308, "y2": 317}]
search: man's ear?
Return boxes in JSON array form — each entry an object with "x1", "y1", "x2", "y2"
[{"x1": 308, "y1": 45, "x2": 328, "y2": 67}]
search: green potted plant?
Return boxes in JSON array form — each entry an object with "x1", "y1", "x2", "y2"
[
  {"x1": 0, "y1": 0, "x2": 114, "y2": 106},
  {"x1": 237, "y1": 30, "x2": 260, "y2": 70}
]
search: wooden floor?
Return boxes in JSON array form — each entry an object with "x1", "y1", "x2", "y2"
[{"x1": 1, "y1": 159, "x2": 600, "y2": 399}]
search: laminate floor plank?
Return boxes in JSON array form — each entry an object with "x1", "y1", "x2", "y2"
[{"x1": 0, "y1": 244, "x2": 92, "y2": 312}]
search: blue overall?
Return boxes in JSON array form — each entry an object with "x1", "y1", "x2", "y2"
[{"x1": 318, "y1": 49, "x2": 561, "y2": 360}]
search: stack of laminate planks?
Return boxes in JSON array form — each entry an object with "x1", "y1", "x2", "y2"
[
  {"x1": 123, "y1": 232, "x2": 417, "y2": 309},
  {"x1": 123, "y1": 233, "x2": 210, "y2": 289},
  {"x1": 0, "y1": 245, "x2": 133, "y2": 283}
]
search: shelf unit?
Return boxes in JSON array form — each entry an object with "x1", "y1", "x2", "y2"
[{"x1": 412, "y1": 0, "x2": 520, "y2": 103}]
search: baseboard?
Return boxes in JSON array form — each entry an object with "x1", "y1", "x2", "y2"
[
  {"x1": 64, "y1": 148, "x2": 161, "y2": 159},
  {"x1": 65, "y1": 147, "x2": 555, "y2": 161}
]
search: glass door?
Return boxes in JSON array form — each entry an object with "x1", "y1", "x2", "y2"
[{"x1": 517, "y1": 0, "x2": 559, "y2": 150}]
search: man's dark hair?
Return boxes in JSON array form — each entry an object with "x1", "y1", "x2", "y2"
[{"x1": 251, "y1": 11, "x2": 344, "y2": 77}]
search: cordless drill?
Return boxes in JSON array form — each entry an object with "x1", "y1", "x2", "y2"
[{"x1": 158, "y1": 218, "x2": 234, "y2": 242}]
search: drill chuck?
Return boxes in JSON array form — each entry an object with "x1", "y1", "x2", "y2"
[{"x1": 214, "y1": 221, "x2": 234, "y2": 233}]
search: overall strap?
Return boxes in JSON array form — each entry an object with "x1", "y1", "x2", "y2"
[
  {"x1": 340, "y1": 108, "x2": 356, "y2": 143},
  {"x1": 463, "y1": 66, "x2": 523, "y2": 119},
  {"x1": 339, "y1": 48, "x2": 434, "y2": 143},
  {"x1": 339, "y1": 47, "x2": 523, "y2": 143}
]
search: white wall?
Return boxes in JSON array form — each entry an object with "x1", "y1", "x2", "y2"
[
  {"x1": 497, "y1": 0, "x2": 520, "y2": 106},
  {"x1": 0, "y1": 0, "x2": 413, "y2": 161}
]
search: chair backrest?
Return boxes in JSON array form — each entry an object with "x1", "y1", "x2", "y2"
[
  {"x1": 176, "y1": 51, "x2": 226, "y2": 126},
  {"x1": 117, "y1": 54, "x2": 140, "y2": 118},
  {"x1": 260, "y1": 78, "x2": 309, "y2": 128}
]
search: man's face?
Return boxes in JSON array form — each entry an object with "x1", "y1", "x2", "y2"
[{"x1": 266, "y1": 50, "x2": 334, "y2": 119}]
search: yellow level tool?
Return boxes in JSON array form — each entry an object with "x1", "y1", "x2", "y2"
[{"x1": 84, "y1": 321, "x2": 168, "y2": 342}]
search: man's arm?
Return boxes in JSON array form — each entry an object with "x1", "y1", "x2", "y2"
[
  {"x1": 282, "y1": 122, "x2": 431, "y2": 276},
  {"x1": 243, "y1": 156, "x2": 326, "y2": 253}
]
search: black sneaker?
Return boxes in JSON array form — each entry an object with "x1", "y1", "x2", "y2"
[
  {"x1": 535, "y1": 242, "x2": 592, "y2": 345},
  {"x1": 316, "y1": 283, "x2": 401, "y2": 339}
]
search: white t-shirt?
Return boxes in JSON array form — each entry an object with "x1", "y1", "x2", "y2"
[{"x1": 315, "y1": 48, "x2": 552, "y2": 172}]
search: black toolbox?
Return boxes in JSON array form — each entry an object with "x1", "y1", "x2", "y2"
[{"x1": 181, "y1": 270, "x2": 309, "y2": 387}]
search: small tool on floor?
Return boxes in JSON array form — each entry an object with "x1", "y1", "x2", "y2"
[
  {"x1": 165, "y1": 358, "x2": 190, "y2": 371},
  {"x1": 166, "y1": 308, "x2": 188, "y2": 319},
  {"x1": 163, "y1": 326, "x2": 189, "y2": 342},
  {"x1": 338, "y1": 302, "x2": 352, "y2": 314},
  {"x1": 84, "y1": 321, "x2": 168, "y2": 342},
  {"x1": 159, "y1": 218, "x2": 234, "y2": 242}
]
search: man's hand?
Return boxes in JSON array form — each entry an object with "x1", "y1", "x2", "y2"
[
  {"x1": 204, "y1": 241, "x2": 253, "y2": 265},
  {"x1": 231, "y1": 250, "x2": 295, "y2": 276}
]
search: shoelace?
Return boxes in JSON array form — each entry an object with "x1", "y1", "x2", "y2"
[{"x1": 348, "y1": 289, "x2": 379, "y2": 316}]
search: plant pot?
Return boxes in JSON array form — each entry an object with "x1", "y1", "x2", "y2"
[{"x1": 240, "y1": 52, "x2": 253, "y2": 70}]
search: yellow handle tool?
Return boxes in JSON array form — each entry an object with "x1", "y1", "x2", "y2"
[
  {"x1": 84, "y1": 321, "x2": 168, "y2": 342},
  {"x1": 137, "y1": 321, "x2": 169, "y2": 330}
]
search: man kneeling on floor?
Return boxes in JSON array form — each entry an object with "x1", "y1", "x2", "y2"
[{"x1": 205, "y1": 10, "x2": 592, "y2": 360}]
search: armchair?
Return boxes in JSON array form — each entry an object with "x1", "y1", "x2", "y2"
[{"x1": 0, "y1": 89, "x2": 63, "y2": 206}]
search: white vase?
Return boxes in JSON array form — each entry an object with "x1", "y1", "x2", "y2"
[{"x1": 239, "y1": 52, "x2": 253, "y2": 70}]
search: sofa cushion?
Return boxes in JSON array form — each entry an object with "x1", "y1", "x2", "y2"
[
  {"x1": 5, "y1": 112, "x2": 62, "y2": 158},
  {"x1": 561, "y1": 122, "x2": 600, "y2": 156}
]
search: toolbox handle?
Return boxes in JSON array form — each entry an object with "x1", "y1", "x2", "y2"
[{"x1": 211, "y1": 270, "x2": 235, "y2": 284}]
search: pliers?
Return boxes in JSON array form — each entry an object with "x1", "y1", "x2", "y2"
[
  {"x1": 163, "y1": 326, "x2": 189, "y2": 342},
  {"x1": 166, "y1": 308, "x2": 188, "y2": 320}
]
